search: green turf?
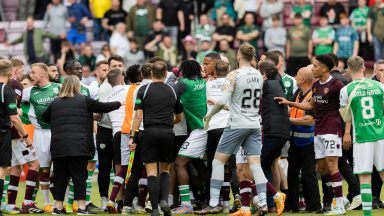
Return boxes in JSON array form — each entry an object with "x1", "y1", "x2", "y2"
[{"x1": 9, "y1": 179, "x2": 384, "y2": 215}]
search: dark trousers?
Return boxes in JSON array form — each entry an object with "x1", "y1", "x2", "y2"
[
  {"x1": 124, "y1": 131, "x2": 144, "y2": 206},
  {"x1": 287, "y1": 56, "x2": 311, "y2": 77},
  {"x1": 52, "y1": 156, "x2": 88, "y2": 201},
  {"x1": 96, "y1": 126, "x2": 114, "y2": 198},
  {"x1": 287, "y1": 144, "x2": 321, "y2": 211},
  {"x1": 372, "y1": 166, "x2": 383, "y2": 203},
  {"x1": 50, "y1": 38, "x2": 62, "y2": 63}
]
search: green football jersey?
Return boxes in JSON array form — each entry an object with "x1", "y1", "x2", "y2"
[
  {"x1": 21, "y1": 82, "x2": 61, "y2": 129},
  {"x1": 59, "y1": 76, "x2": 90, "y2": 97},
  {"x1": 178, "y1": 78, "x2": 207, "y2": 130},
  {"x1": 312, "y1": 26, "x2": 335, "y2": 55},
  {"x1": 282, "y1": 74, "x2": 298, "y2": 100},
  {"x1": 350, "y1": 6, "x2": 369, "y2": 28},
  {"x1": 340, "y1": 79, "x2": 384, "y2": 143}
]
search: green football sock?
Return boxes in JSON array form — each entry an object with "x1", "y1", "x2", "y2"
[{"x1": 361, "y1": 183, "x2": 372, "y2": 216}]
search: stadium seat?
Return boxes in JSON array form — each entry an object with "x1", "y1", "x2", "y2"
[{"x1": 9, "y1": 21, "x2": 26, "y2": 33}]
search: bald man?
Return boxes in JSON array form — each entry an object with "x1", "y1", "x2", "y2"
[{"x1": 287, "y1": 67, "x2": 322, "y2": 213}]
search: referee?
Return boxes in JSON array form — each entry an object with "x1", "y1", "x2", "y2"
[
  {"x1": 129, "y1": 61, "x2": 183, "y2": 216},
  {"x1": 0, "y1": 59, "x2": 32, "y2": 214}
]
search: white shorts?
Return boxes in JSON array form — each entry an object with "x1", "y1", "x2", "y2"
[
  {"x1": 236, "y1": 147, "x2": 247, "y2": 165},
  {"x1": 11, "y1": 139, "x2": 38, "y2": 166},
  {"x1": 178, "y1": 129, "x2": 207, "y2": 159},
  {"x1": 90, "y1": 133, "x2": 98, "y2": 162},
  {"x1": 353, "y1": 140, "x2": 384, "y2": 174},
  {"x1": 314, "y1": 134, "x2": 342, "y2": 159},
  {"x1": 33, "y1": 128, "x2": 51, "y2": 168},
  {"x1": 120, "y1": 133, "x2": 130, "y2": 166},
  {"x1": 280, "y1": 141, "x2": 290, "y2": 158}
]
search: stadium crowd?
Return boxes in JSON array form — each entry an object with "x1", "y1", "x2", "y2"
[{"x1": 0, "y1": 0, "x2": 384, "y2": 216}]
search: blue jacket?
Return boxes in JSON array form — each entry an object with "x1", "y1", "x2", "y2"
[{"x1": 67, "y1": 3, "x2": 92, "y2": 30}]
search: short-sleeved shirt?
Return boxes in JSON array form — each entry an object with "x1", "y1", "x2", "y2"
[
  {"x1": 340, "y1": 79, "x2": 384, "y2": 143},
  {"x1": 8, "y1": 79, "x2": 23, "y2": 139},
  {"x1": 292, "y1": 4, "x2": 313, "y2": 27},
  {"x1": 238, "y1": 24, "x2": 260, "y2": 48},
  {"x1": 0, "y1": 83, "x2": 18, "y2": 129},
  {"x1": 335, "y1": 26, "x2": 359, "y2": 58},
  {"x1": 103, "y1": 9, "x2": 127, "y2": 26},
  {"x1": 350, "y1": 6, "x2": 370, "y2": 28},
  {"x1": 312, "y1": 26, "x2": 335, "y2": 56},
  {"x1": 312, "y1": 77, "x2": 344, "y2": 136},
  {"x1": 206, "y1": 77, "x2": 229, "y2": 131},
  {"x1": 135, "y1": 82, "x2": 183, "y2": 129},
  {"x1": 282, "y1": 74, "x2": 298, "y2": 100},
  {"x1": 288, "y1": 25, "x2": 311, "y2": 57},
  {"x1": 106, "y1": 85, "x2": 129, "y2": 135},
  {"x1": 158, "y1": 0, "x2": 182, "y2": 27}
]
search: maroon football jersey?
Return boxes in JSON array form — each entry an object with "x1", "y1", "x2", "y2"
[
  {"x1": 8, "y1": 79, "x2": 23, "y2": 139},
  {"x1": 312, "y1": 77, "x2": 344, "y2": 136}
]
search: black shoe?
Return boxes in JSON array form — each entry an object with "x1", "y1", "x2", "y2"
[
  {"x1": 151, "y1": 209, "x2": 160, "y2": 216},
  {"x1": 378, "y1": 200, "x2": 384, "y2": 209},
  {"x1": 322, "y1": 202, "x2": 331, "y2": 212},
  {"x1": 86, "y1": 203, "x2": 99, "y2": 211},
  {"x1": 77, "y1": 208, "x2": 96, "y2": 215},
  {"x1": 160, "y1": 200, "x2": 171, "y2": 216},
  {"x1": 52, "y1": 208, "x2": 67, "y2": 215}
]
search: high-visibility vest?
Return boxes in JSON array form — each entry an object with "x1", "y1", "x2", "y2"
[{"x1": 290, "y1": 90, "x2": 315, "y2": 147}]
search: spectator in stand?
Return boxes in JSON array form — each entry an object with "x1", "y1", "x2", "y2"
[
  {"x1": 181, "y1": 35, "x2": 198, "y2": 61},
  {"x1": 286, "y1": 13, "x2": 312, "y2": 77},
  {"x1": 334, "y1": 13, "x2": 359, "y2": 64},
  {"x1": 8, "y1": 16, "x2": 57, "y2": 65},
  {"x1": 196, "y1": 40, "x2": 215, "y2": 64},
  {"x1": 156, "y1": 35, "x2": 178, "y2": 67},
  {"x1": 89, "y1": 0, "x2": 111, "y2": 41},
  {"x1": 320, "y1": 0, "x2": 346, "y2": 26},
  {"x1": 180, "y1": 0, "x2": 195, "y2": 38},
  {"x1": 211, "y1": 0, "x2": 237, "y2": 25},
  {"x1": 43, "y1": 0, "x2": 68, "y2": 63},
  {"x1": 217, "y1": 40, "x2": 236, "y2": 70},
  {"x1": 125, "y1": 39, "x2": 145, "y2": 67},
  {"x1": 57, "y1": 41, "x2": 77, "y2": 70},
  {"x1": 264, "y1": 15, "x2": 286, "y2": 53},
  {"x1": 367, "y1": 0, "x2": 384, "y2": 61},
  {"x1": 312, "y1": 16, "x2": 335, "y2": 56},
  {"x1": 102, "y1": 0, "x2": 127, "y2": 40},
  {"x1": 350, "y1": 0, "x2": 372, "y2": 60},
  {"x1": 291, "y1": 0, "x2": 313, "y2": 27},
  {"x1": 212, "y1": 13, "x2": 237, "y2": 47},
  {"x1": 96, "y1": 44, "x2": 112, "y2": 62},
  {"x1": 18, "y1": 0, "x2": 35, "y2": 20},
  {"x1": 260, "y1": 0, "x2": 284, "y2": 30},
  {"x1": 194, "y1": 14, "x2": 216, "y2": 44},
  {"x1": 109, "y1": 22, "x2": 130, "y2": 57},
  {"x1": 81, "y1": 65, "x2": 96, "y2": 85},
  {"x1": 126, "y1": 0, "x2": 156, "y2": 49},
  {"x1": 144, "y1": 20, "x2": 168, "y2": 58},
  {"x1": 234, "y1": 0, "x2": 262, "y2": 20},
  {"x1": 236, "y1": 12, "x2": 260, "y2": 50},
  {"x1": 78, "y1": 45, "x2": 97, "y2": 72},
  {"x1": 156, "y1": 0, "x2": 185, "y2": 45},
  {"x1": 67, "y1": 0, "x2": 92, "y2": 45}
]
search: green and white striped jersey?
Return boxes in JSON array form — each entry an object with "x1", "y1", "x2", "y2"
[{"x1": 21, "y1": 82, "x2": 61, "y2": 129}]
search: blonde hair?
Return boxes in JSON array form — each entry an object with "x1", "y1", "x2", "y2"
[
  {"x1": 238, "y1": 43, "x2": 255, "y2": 62},
  {"x1": 347, "y1": 56, "x2": 365, "y2": 74},
  {"x1": 59, "y1": 75, "x2": 81, "y2": 98},
  {"x1": 0, "y1": 59, "x2": 13, "y2": 76},
  {"x1": 31, "y1": 63, "x2": 49, "y2": 73}
]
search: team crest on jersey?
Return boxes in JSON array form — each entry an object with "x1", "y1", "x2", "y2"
[
  {"x1": 53, "y1": 87, "x2": 59, "y2": 94},
  {"x1": 284, "y1": 81, "x2": 291, "y2": 87},
  {"x1": 323, "y1": 88, "x2": 329, "y2": 94},
  {"x1": 100, "y1": 143, "x2": 106, "y2": 149},
  {"x1": 135, "y1": 98, "x2": 142, "y2": 105}
]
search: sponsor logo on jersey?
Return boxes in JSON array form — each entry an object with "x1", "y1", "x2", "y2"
[
  {"x1": 8, "y1": 103, "x2": 17, "y2": 109},
  {"x1": 284, "y1": 80, "x2": 292, "y2": 87}
]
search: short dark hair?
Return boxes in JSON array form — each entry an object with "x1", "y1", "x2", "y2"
[
  {"x1": 271, "y1": 15, "x2": 280, "y2": 21},
  {"x1": 327, "y1": 53, "x2": 338, "y2": 66},
  {"x1": 21, "y1": 74, "x2": 31, "y2": 82},
  {"x1": 10, "y1": 58, "x2": 24, "y2": 68},
  {"x1": 259, "y1": 61, "x2": 278, "y2": 79},
  {"x1": 96, "y1": 60, "x2": 109, "y2": 68},
  {"x1": 152, "y1": 61, "x2": 167, "y2": 79},
  {"x1": 126, "y1": 64, "x2": 142, "y2": 83},
  {"x1": 108, "y1": 55, "x2": 124, "y2": 66},
  {"x1": 315, "y1": 54, "x2": 334, "y2": 72},
  {"x1": 179, "y1": 60, "x2": 202, "y2": 79},
  {"x1": 215, "y1": 60, "x2": 229, "y2": 77},
  {"x1": 63, "y1": 60, "x2": 76, "y2": 74},
  {"x1": 107, "y1": 69, "x2": 123, "y2": 86},
  {"x1": 148, "y1": 56, "x2": 166, "y2": 64},
  {"x1": 141, "y1": 63, "x2": 153, "y2": 79},
  {"x1": 294, "y1": 13, "x2": 303, "y2": 19},
  {"x1": 271, "y1": 50, "x2": 284, "y2": 59},
  {"x1": 205, "y1": 52, "x2": 221, "y2": 61},
  {"x1": 263, "y1": 51, "x2": 279, "y2": 66}
]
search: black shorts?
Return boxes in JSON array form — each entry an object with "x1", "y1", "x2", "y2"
[
  {"x1": 0, "y1": 129, "x2": 12, "y2": 167},
  {"x1": 261, "y1": 136, "x2": 288, "y2": 169},
  {"x1": 96, "y1": 126, "x2": 114, "y2": 160},
  {"x1": 173, "y1": 135, "x2": 188, "y2": 162},
  {"x1": 112, "y1": 132, "x2": 122, "y2": 165},
  {"x1": 141, "y1": 128, "x2": 175, "y2": 164}
]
